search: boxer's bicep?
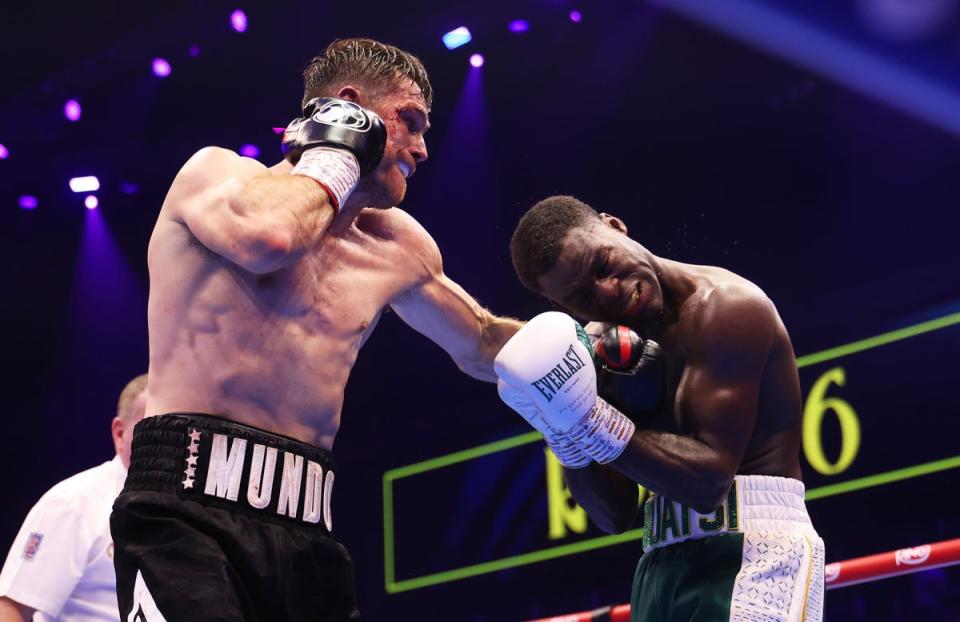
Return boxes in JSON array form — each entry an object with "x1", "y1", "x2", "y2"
[
  {"x1": 676, "y1": 365, "x2": 760, "y2": 480},
  {"x1": 675, "y1": 296, "x2": 774, "y2": 481},
  {"x1": 173, "y1": 147, "x2": 329, "y2": 273},
  {"x1": 171, "y1": 148, "x2": 273, "y2": 268}
]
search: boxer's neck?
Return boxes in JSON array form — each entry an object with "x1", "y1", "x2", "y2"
[{"x1": 644, "y1": 256, "x2": 701, "y2": 336}]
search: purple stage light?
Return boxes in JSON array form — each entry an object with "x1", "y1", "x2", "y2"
[
  {"x1": 152, "y1": 58, "x2": 171, "y2": 78},
  {"x1": 19, "y1": 195, "x2": 38, "y2": 210},
  {"x1": 120, "y1": 182, "x2": 139, "y2": 194},
  {"x1": 188, "y1": 44, "x2": 201, "y2": 57},
  {"x1": 0, "y1": 144, "x2": 8, "y2": 159},
  {"x1": 84, "y1": 195, "x2": 99, "y2": 210},
  {"x1": 508, "y1": 20, "x2": 529, "y2": 33},
  {"x1": 69, "y1": 176, "x2": 100, "y2": 193},
  {"x1": 443, "y1": 27, "x2": 472, "y2": 50},
  {"x1": 470, "y1": 54, "x2": 485, "y2": 68},
  {"x1": 239, "y1": 144, "x2": 260, "y2": 158},
  {"x1": 231, "y1": 9, "x2": 248, "y2": 33},
  {"x1": 64, "y1": 99, "x2": 82, "y2": 122},
  {"x1": 569, "y1": 10, "x2": 583, "y2": 22}
]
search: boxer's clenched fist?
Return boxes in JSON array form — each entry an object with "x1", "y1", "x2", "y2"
[
  {"x1": 281, "y1": 97, "x2": 387, "y2": 209},
  {"x1": 495, "y1": 312, "x2": 635, "y2": 464}
]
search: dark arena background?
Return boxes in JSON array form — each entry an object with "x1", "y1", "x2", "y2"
[{"x1": 2, "y1": 1, "x2": 959, "y2": 620}]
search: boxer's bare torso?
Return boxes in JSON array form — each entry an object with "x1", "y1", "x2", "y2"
[
  {"x1": 630, "y1": 263, "x2": 802, "y2": 480},
  {"x1": 147, "y1": 150, "x2": 508, "y2": 448}
]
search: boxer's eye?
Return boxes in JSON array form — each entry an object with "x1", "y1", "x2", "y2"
[
  {"x1": 592, "y1": 248, "x2": 612, "y2": 278},
  {"x1": 399, "y1": 107, "x2": 428, "y2": 135}
]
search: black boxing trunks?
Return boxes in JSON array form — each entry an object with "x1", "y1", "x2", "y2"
[{"x1": 110, "y1": 413, "x2": 360, "y2": 622}]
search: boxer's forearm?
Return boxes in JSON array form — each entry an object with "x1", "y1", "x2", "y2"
[
  {"x1": 469, "y1": 314, "x2": 524, "y2": 381},
  {"x1": 610, "y1": 430, "x2": 734, "y2": 514},
  {"x1": 392, "y1": 272, "x2": 522, "y2": 382},
  {"x1": 564, "y1": 463, "x2": 640, "y2": 534},
  {"x1": 452, "y1": 315, "x2": 521, "y2": 382}
]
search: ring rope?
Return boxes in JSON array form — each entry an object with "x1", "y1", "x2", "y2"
[{"x1": 526, "y1": 537, "x2": 960, "y2": 622}]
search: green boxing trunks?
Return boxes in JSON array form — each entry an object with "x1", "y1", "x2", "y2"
[{"x1": 632, "y1": 475, "x2": 824, "y2": 622}]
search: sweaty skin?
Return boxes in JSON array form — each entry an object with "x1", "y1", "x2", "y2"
[
  {"x1": 146, "y1": 81, "x2": 519, "y2": 448},
  {"x1": 537, "y1": 215, "x2": 803, "y2": 528}
]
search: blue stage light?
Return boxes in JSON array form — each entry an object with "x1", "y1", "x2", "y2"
[{"x1": 443, "y1": 27, "x2": 472, "y2": 50}]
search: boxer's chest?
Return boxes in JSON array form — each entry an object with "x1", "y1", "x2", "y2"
[
  {"x1": 258, "y1": 226, "x2": 413, "y2": 340},
  {"x1": 648, "y1": 328, "x2": 688, "y2": 431}
]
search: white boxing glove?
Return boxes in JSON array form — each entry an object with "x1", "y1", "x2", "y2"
[
  {"x1": 495, "y1": 312, "x2": 636, "y2": 464},
  {"x1": 497, "y1": 380, "x2": 591, "y2": 468}
]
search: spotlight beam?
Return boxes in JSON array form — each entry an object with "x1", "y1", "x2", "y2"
[{"x1": 649, "y1": 0, "x2": 960, "y2": 136}]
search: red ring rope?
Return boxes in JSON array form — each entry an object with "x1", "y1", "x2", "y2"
[{"x1": 526, "y1": 538, "x2": 960, "y2": 622}]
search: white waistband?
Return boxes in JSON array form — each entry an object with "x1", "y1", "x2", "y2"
[{"x1": 642, "y1": 475, "x2": 816, "y2": 553}]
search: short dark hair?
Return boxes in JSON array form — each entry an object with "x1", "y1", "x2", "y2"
[
  {"x1": 510, "y1": 195, "x2": 599, "y2": 292},
  {"x1": 302, "y1": 38, "x2": 433, "y2": 110}
]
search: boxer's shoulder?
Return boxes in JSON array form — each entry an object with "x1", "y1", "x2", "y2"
[
  {"x1": 176, "y1": 146, "x2": 265, "y2": 188},
  {"x1": 681, "y1": 282, "x2": 776, "y2": 356},
  {"x1": 355, "y1": 207, "x2": 441, "y2": 272},
  {"x1": 161, "y1": 147, "x2": 265, "y2": 221}
]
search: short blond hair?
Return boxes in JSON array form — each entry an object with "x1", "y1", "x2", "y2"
[{"x1": 117, "y1": 374, "x2": 148, "y2": 421}]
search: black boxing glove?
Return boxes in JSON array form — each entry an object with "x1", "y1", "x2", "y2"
[
  {"x1": 591, "y1": 324, "x2": 663, "y2": 376},
  {"x1": 281, "y1": 97, "x2": 387, "y2": 210},
  {"x1": 591, "y1": 323, "x2": 665, "y2": 415}
]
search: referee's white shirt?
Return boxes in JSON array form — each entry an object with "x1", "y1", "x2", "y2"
[{"x1": 0, "y1": 456, "x2": 126, "y2": 621}]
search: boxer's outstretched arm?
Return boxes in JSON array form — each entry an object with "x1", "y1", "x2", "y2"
[
  {"x1": 389, "y1": 221, "x2": 521, "y2": 382},
  {"x1": 170, "y1": 147, "x2": 336, "y2": 274},
  {"x1": 393, "y1": 271, "x2": 522, "y2": 382}
]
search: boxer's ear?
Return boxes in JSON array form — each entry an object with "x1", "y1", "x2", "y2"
[
  {"x1": 598, "y1": 213, "x2": 628, "y2": 235},
  {"x1": 336, "y1": 85, "x2": 361, "y2": 103},
  {"x1": 111, "y1": 417, "x2": 125, "y2": 452}
]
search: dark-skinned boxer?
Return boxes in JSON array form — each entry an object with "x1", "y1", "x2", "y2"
[{"x1": 496, "y1": 195, "x2": 824, "y2": 622}]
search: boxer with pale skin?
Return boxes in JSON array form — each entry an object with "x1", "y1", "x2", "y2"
[
  {"x1": 147, "y1": 66, "x2": 511, "y2": 448},
  {"x1": 112, "y1": 39, "x2": 520, "y2": 622}
]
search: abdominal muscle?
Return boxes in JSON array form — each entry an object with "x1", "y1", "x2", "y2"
[{"x1": 145, "y1": 217, "x2": 403, "y2": 449}]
